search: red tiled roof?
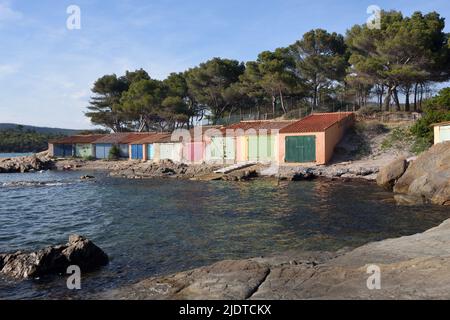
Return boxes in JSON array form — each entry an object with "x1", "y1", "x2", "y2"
[
  {"x1": 279, "y1": 113, "x2": 354, "y2": 134},
  {"x1": 93, "y1": 133, "x2": 157, "y2": 144},
  {"x1": 189, "y1": 125, "x2": 223, "y2": 140},
  {"x1": 132, "y1": 133, "x2": 172, "y2": 144},
  {"x1": 220, "y1": 121, "x2": 296, "y2": 136},
  {"x1": 50, "y1": 134, "x2": 106, "y2": 144}
]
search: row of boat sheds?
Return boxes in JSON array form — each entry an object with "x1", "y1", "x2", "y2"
[{"x1": 49, "y1": 112, "x2": 355, "y2": 165}]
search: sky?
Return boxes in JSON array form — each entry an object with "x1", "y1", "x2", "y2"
[{"x1": 0, "y1": 0, "x2": 449, "y2": 129}]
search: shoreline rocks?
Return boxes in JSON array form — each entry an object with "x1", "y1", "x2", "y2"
[
  {"x1": 0, "y1": 153, "x2": 54, "y2": 173},
  {"x1": 376, "y1": 157, "x2": 408, "y2": 190},
  {"x1": 0, "y1": 235, "x2": 109, "y2": 280},
  {"x1": 104, "y1": 218, "x2": 450, "y2": 300},
  {"x1": 390, "y1": 142, "x2": 449, "y2": 205}
]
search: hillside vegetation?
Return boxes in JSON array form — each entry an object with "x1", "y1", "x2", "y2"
[{"x1": 0, "y1": 125, "x2": 105, "y2": 153}]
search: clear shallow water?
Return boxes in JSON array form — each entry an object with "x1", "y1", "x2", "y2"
[{"x1": 0, "y1": 171, "x2": 449, "y2": 299}]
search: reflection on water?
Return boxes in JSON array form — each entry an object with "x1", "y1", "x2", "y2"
[{"x1": 0, "y1": 170, "x2": 449, "y2": 299}]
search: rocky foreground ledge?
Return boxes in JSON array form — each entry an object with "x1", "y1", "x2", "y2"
[
  {"x1": 0, "y1": 235, "x2": 108, "y2": 279},
  {"x1": 104, "y1": 219, "x2": 450, "y2": 300},
  {"x1": 0, "y1": 152, "x2": 54, "y2": 173}
]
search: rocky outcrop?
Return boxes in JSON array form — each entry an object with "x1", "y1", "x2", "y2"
[
  {"x1": 276, "y1": 165, "x2": 380, "y2": 182},
  {"x1": 105, "y1": 219, "x2": 450, "y2": 300},
  {"x1": 109, "y1": 160, "x2": 218, "y2": 180},
  {"x1": 0, "y1": 153, "x2": 54, "y2": 173},
  {"x1": 0, "y1": 235, "x2": 108, "y2": 279},
  {"x1": 394, "y1": 142, "x2": 450, "y2": 205},
  {"x1": 376, "y1": 157, "x2": 408, "y2": 190}
]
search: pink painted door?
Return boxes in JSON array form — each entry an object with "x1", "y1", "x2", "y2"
[{"x1": 186, "y1": 142, "x2": 205, "y2": 162}]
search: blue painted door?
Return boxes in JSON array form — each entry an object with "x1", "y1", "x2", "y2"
[
  {"x1": 54, "y1": 144, "x2": 73, "y2": 157},
  {"x1": 147, "y1": 144, "x2": 154, "y2": 160},
  {"x1": 119, "y1": 144, "x2": 129, "y2": 158},
  {"x1": 131, "y1": 144, "x2": 143, "y2": 159},
  {"x1": 95, "y1": 144, "x2": 112, "y2": 159}
]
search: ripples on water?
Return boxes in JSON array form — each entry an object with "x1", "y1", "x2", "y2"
[{"x1": 0, "y1": 170, "x2": 449, "y2": 299}]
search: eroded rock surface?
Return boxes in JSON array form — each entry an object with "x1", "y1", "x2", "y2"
[
  {"x1": 104, "y1": 219, "x2": 450, "y2": 300},
  {"x1": 394, "y1": 142, "x2": 450, "y2": 205},
  {"x1": 0, "y1": 235, "x2": 108, "y2": 279},
  {"x1": 0, "y1": 153, "x2": 54, "y2": 173},
  {"x1": 376, "y1": 157, "x2": 408, "y2": 190}
]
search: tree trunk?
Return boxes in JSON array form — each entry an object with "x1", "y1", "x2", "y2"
[
  {"x1": 279, "y1": 89, "x2": 287, "y2": 114},
  {"x1": 404, "y1": 87, "x2": 410, "y2": 112},
  {"x1": 312, "y1": 85, "x2": 318, "y2": 113},
  {"x1": 393, "y1": 87, "x2": 401, "y2": 111},
  {"x1": 419, "y1": 83, "x2": 424, "y2": 110},
  {"x1": 378, "y1": 84, "x2": 384, "y2": 111},
  {"x1": 413, "y1": 83, "x2": 419, "y2": 112},
  {"x1": 383, "y1": 86, "x2": 393, "y2": 112},
  {"x1": 272, "y1": 95, "x2": 276, "y2": 116}
]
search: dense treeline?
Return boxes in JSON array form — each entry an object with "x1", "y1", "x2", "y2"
[
  {"x1": 0, "y1": 127, "x2": 66, "y2": 153},
  {"x1": 0, "y1": 125, "x2": 108, "y2": 153},
  {"x1": 411, "y1": 87, "x2": 450, "y2": 143},
  {"x1": 86, "y1": 10, "x2": 450, "y2": 132}
]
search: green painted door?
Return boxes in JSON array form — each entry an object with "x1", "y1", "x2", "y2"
[
  {"x1": 76, "y1": 144, "x2": 92, "y2": 158},
  {"x1": 285, "y1": 136, "x2": 316, "y2": 163},
  {"x1": 224, "y1": 137, "x2": 235, "y2": 160},
  {"x1": 248, "y1": 135, "x2": 275, "y2": 162},
  {"x1": 248, "y1": 136, "x2": 259, "y2": 161},
  {"x1": 258, "y1": 135, "x2": 275, "y2": 162},
  {"x1": 210, "y1": 137, "x2": 224, "y2": 160}
]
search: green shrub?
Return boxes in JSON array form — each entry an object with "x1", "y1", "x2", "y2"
[
  {"x1": 411, "y1": 110, "x2": 450, "y2": 143},
  {"x1": 411, "y1": 136, "x2": 432, "y2": 155},
  {"x1": 108, "y1": 145, "x2": 121, "y2": 160},
  {"x1": 83, "y1": 155, "x2": 96, "y2": 161},
  {"x1": 411, "y1": 87, "x2": 450, "y2": 144},
  {"x1": 381, "y1": 127, "x2": 412, "y2": 150}
]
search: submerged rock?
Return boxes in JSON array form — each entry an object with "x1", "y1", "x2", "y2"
[
  {"x1": 0, "y1": 235, "x2": 108, "y2": 280},
  {"x1": 291, "y1": 169, "x2": 316, "y2": 181},
  {"x1": 80, "y1": 175, "x2": 95, "y2": 180}
]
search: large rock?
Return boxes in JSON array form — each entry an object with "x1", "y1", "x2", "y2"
[
  {"x1": 394, "y1": 142, "x2": 450, "y2": 205},
  {"x1": 0, "y1": 235, "x2": 108, "y2": 279},
  {"x1": 376, "y1": 157, "x2": 408, "y2": 190},
  {"x1": 0, "y1": 153, "x2": 54, "y2": 174}
]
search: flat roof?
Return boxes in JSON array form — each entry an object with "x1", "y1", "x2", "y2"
[
  {"x1": 431, "y1": 121, "x2": 450, "y2": 127},
  {"x1": 279, "y1": 112, "x2": 354, "y2": 134}
]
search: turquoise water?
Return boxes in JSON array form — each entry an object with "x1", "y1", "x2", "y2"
[
  {"x1": 0, "y1": 171, "x2": 449, "y2": 299},
  {"x1": 0, "y1": 153, "x2": 34, "y2": 158}
]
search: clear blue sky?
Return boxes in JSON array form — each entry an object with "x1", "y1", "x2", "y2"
[{"x1": 0, "y1": 0, "x2": 449, "y2": 129}]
